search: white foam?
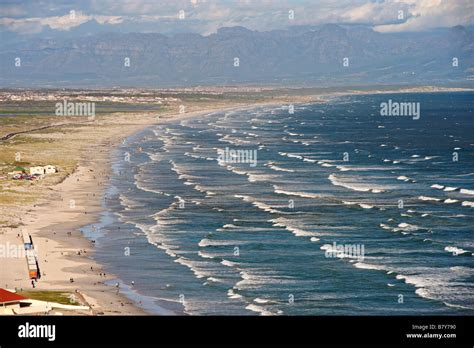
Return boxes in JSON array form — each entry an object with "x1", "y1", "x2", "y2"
[
  {"x1": 320, "y1": 244, "x2": 337, "y2": 252},
  {"x1": 431, "y1": 184, "x2": 445, "y2": 190},
  {"x1": 460, "y1": 188, "x2": 474, "y2": 195},
  {"x1": 221, "y1": 259, "x2": 237, "y2": 267},
  {"x1": 268, "y1": 165, "x2": 295, "y2": 173},
  {"x1": 247, "y1": 173, "x2": 278, "y2": 183},
  {"x1": 199, "y1": 239, "x2": 240, "y2": 247},
  {"x1": 418, "y1": 196, "x2": 441, "y2": 202},
  {"x1": 145, "y1": 152, "x2": 161, "y2": 161},
  {"x1": 236, "y1": 270, "x2": 290, "y2": 288},
  {"x1": 273, "y1": 185, "x2": 321, "y2": 199},
  {"x1": 444, "y1": 246, "x2": 469, "y2": 255},
  {"x1": 286, "y1": 153, "x2": 303, "y2": 160},
  {"x1": 252, "y1": 201, "x2": 280, "y2": 214},
  {"x1": 443, "y1": 186, "x2": 458, "y2": 192},
  {"x1": 271, "y1": 217, "x2": 320, "y2": 237},
  {"x1": 253, "y1": 298, "x2": 270, "y2": 304},
  {"x1": 354, "y1": 262, "x2": 385, "y2": 271},
  {"x1": 227, "y1": 289, "x2": 243, "y2": 299},
  {"x1": 134, "y1": 177, "x2": 168, "y2": 196},
  {"x1": 184, "y1": 152, "x2": 202, "y2": 159},
  {"x1": 286, "y1": 131, "x2": 299, "y2": 136},
  {"x1": 222, "y1": 224, "x2": 239, "y2": 229},
  {"x1": 245, "y1": 304, "x2": 274, "y2": 316},
  {"x1": 321, "y1": 162, "x2": 334, "y2": 167},
  {"x1": 396, "y1": 223, "x2": 419, "y2": 231},
  {"x1": 118, "y1": 194, "x2": 143, "y2": 210},
  {"x1": 395, "y1": 268, "x2": 474, "y2": 308},
  {"x1": 444, "y1": 198, "x2": 458, "y2": 204},
  {"x1": 328, "y1": 173, "x2": 386, "y2": 193},
  {"x1": 198, "y1": 251, "x2": 215, "y2": 259},
  {"x1": 461, "y1": 201, "x2": 474, "y2": 208},
  {"x1": 234, "y1": 194, "x2": 251, "y2": 202},
  {"x1": 278, "y1": 152, "x2": 303, "y2": 160},
  {"x1": 174, "y1": 257, "x2": 206, "y2": 279},
  {"x1": 228, "y1": 167, "x2": 247, "y2": 176}
]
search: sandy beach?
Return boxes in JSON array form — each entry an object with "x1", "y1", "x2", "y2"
[
  {"x1": 0, "y1": 96, "x2": 319, "y2": 315},
  {"x1": 0, "y1": 107, "x2": 234, "y2": 314}
]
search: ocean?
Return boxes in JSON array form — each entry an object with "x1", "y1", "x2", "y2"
[{"x1": 82, "y1": 92, "x2": 474, "y2": 315}]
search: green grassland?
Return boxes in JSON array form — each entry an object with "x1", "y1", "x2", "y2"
[{"x1": 17, "y1": 290, "x2": 83, "y2": 306}]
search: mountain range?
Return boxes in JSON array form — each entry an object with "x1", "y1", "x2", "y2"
[{"x1": 1, "y1": 24, "x2": 473, "y2": 87}]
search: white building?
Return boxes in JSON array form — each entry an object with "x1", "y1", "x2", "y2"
[
  {"x1": 29, "y1": 165, "x2": 57, "y2": 175},
  {"x1": 29, "y1": 166, "x2": 45, "y2": 175},
  {"x1": 44, "y1": 165, "x2": 57, "y2": 174}
]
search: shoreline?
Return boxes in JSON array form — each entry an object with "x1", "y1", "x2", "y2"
[
  {"x1": 5, "y1": 122, "x2": 154, "y2": 315},
  {"x1": 1, "y1": 102, "x2": 312, "y2": 315},
  {"x1": 2, "y1": 86, "x2": 471, "y2": 315},
  {"x1": 0, "y1": 106, "x2": 244, "y2": 314}
]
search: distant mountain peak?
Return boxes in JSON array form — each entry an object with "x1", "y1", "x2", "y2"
[{"x1": 1, "y1": 25, "x2": 472, "y2": 87}]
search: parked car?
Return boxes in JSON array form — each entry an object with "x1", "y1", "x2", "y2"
[{"x1": 12, "y1": 173, "x2": 37, "y2": 180}]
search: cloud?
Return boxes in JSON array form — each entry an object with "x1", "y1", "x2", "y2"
[
  {"x1": 374, "y1": 0, "x2": 474, "y2": 32},
  {"x1": 0, "y1": 11, "x2": 123, "y2": 34},
  {"x1": 0, "y1": 0, "x2": 472, "y2": 35},
  {"x1": 341, "y1": 1, "x2": 413, "y2": 26}
]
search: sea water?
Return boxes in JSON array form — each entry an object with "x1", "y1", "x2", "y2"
[{"x1": 85, "y1": 92, "x2": 474, "y2": 315}]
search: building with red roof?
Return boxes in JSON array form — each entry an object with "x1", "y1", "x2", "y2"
[{"x1": 0, "y1": 288, "x2": 27, "y2": 315}]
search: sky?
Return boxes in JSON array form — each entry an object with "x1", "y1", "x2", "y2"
[{"x1": 1, "y1": 0, "x2": 473, "y2": 37}]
